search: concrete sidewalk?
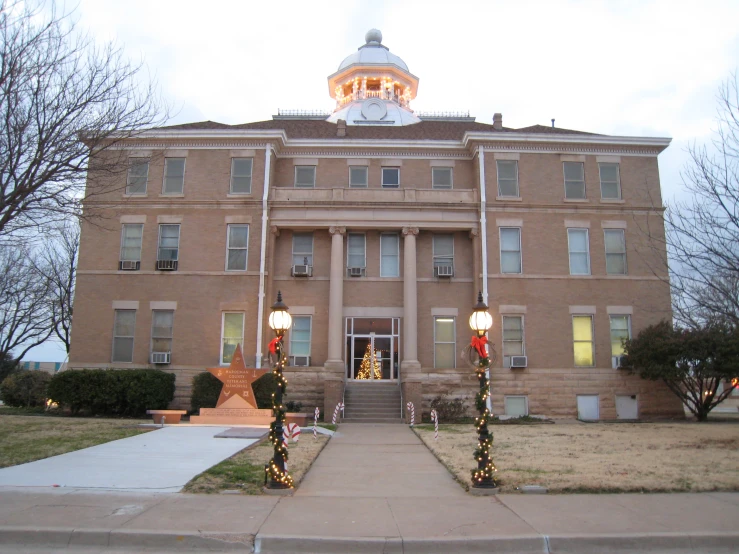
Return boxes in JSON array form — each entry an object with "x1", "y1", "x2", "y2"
[{"x1": 0, "y1": 423, "x2": 737, "y2": 553}]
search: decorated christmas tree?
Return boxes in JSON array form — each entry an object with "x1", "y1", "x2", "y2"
[{"x1": 356, "y1": 343, "x2": 382, "y2": 379}]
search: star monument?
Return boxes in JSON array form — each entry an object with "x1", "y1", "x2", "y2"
[{"x1": 207, "y1": 344, "x2": 269, "y2": 409}]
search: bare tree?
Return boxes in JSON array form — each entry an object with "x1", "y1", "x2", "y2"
[{"x1": 0, "y1": 0, "x2": 168, "y2": 242}]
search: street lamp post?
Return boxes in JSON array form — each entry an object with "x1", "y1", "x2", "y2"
[
  {"x1": 468, "y1": 291, "x2": 498, "y2": 489},
  {"x1": 265, "y1": 291, "x2": 294, "y2": 489}
]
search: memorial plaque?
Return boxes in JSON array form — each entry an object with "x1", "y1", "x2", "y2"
[{"x1": 207, "y1": 344, "x2": 269, "y2": 409}]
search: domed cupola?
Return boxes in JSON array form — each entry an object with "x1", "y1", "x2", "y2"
[{"x1": 326, "y1": 30, "x2": 421, "y2": 126}]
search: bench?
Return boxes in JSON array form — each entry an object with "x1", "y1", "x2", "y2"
[{"x1": 146, "y1": 409, "x2": 187, "y2": 424}]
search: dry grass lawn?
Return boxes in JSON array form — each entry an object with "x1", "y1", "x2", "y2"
[
  {"x1": 414, "y1": 422, "x2": 739, "y2": 493},
  {"x1": 0, "y1": 414, "x2": 150, "y2": 468},
  {"x1": 184, "y1": 433, "x2": 330, "y2": 494}
]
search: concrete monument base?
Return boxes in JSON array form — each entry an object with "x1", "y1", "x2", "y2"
[{"x1": 190, "y1": 408, "x2": 273, "y2": 425}]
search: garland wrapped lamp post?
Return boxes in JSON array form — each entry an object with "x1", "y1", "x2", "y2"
[
  {"x1": 265, "y1": 291, "x2": 294, "y2": 490},
  {"x1": 468, "y1": 291, "x2": 499, "y2": 490}
]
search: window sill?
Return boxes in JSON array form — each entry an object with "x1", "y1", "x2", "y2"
[
  {"x1": 600, "y1": 198, "x2": 625, "y2": 204},
  {"x1": 496, "y1": 196, "x2": 522, "y2": 202},
  {"x1": 159, "y1": 194, "x2": 184, "y2": 198},
  {"x1": 294, "y1": 185, "x2": 316, "y2": 189},
  {"x1": 563, "y1": 198, "x2": 589, "y2": 203},
  {"x1": 122, "y1": 194, "x2": 148, "y2": 198},
  {"x1": 227, "y1": 193, "x2": 253, "y2": 198}
]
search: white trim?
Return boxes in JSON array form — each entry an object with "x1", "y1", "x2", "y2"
[
  {"x1": 347, "y1": 232, "x2": 366, "y2": 270},
  {"x1": 493, "y1": 152, "x2": 520, "y2": 160},
  {"x1": 564, "y1": 219, "x2": 591, "y2": 228},
  {"x1": 120, "y1": 215, "x2": 146, "y2": 223},
  {"x1": 380, "y1": 159, "x2": 403, "y2": 166},
  {"x1": 256, "y1": 145, "x2": 272, "y2": 368},
  {"x1": 479, "y1": 147, "x2": 489, "y2": 304},
  {"x1": 501, "y1": 314, "x2": 526, "y2": 364},
  {"x1": 294, "y1": 165, "x2": 316, "y2": 188},
  {"x1": 112, "y1": 300, "x2": 139, "y2": 310},
  {"x1": 119, "y1": 224, "x2": 143, "y2": 263},
  {"x1": 563, "y1": 161, "x2": 586, "y2": 200},
  {"x1": 431, "y1": 166, "x2": 454, "y2": 190},
  {"x1": 225, "y1": 224, "x2": 249, "y2": 271},
  {"x1": 431, "y1": 307, "x2": 459, "y2": 316},
  {"x1": 569, "y1": 305, "x2": 597, "y2": 314},
  {"x1": 567, "y1": 228, "x2": 591, "y2": 276},
  {"x1": 230, "y1": 149, "x2": 256, "y2": 157},
  {"x1": 381, "y1": 167, "x2": 400, "y2": 188},
  {"x1": 496, "y1": 159, "x2": 520, "y2": 198},
  {"x1": 225, "y1": 215, "x2": 252, "y2": 224},
  {"x1": 596, "y1": 155, "x2": 621, "y2": 163},
  {"x1": 348, "y1": 165, "x2": 369, "y2": 187},
  {"x1": 609, "y1": 314, "x2": 632, "y2": 358},
  {"x1": 598, "y1": 161, "x2": 622, "y2": 200},
  {"x1": 220, "y1": 312, "x2": 245, "y2": 366},
  {"x1": 293, "y1": 158, "x2": 319, "y2": 166},
  {"x1": 379, "y1": 232, "x2": 400, "y2": 278},
  {"x1": 150, "y1": 309, "x2": 174, "y2": 360},
  {"x1": 346, "y1": 158, "x2": 369, "y2": 165},
  {"x1": 607, "y1": 305, "x2": 633, "y2": 315},
  {"x1": 430, "y1": 159, "x2": 456, "y2": 167},
  {"x1": 229, "y1": 157, "x2": 253, "y2": 195},
  {"x1": 433, "y1": 316, "x2": 456, "y2": 369},
  {"x1": 157, "y1": 223, "x2": 180, "y2": 262},
  {"x1": 157, "y1": 215, "x2": 184, "y2": 223},
  {"x1": 499, "y1": 305, "x2": 527, "y2": 314},
  {"x1": 604, "y1": 228, "x2": 628, "y2": 275},
  {"x1": 289, "y1": 315, "x2": 312, "y2": 359},
  {"x1": 560, "y1": 154, "x2": 586, "y2": 162},
  {"x1": 112, "y1": 308, "x2": 136, "y2": 364},
  {"x1": 150, "y1": 301, "x2": 177, "y2": 310},
  {"x1": 162, "y1": 157, "x2": 186, "y2": 195},
  {"x1": 496, "y1": 218, "x2": 523, "y2": 227},
  {"x1": 499, "y1": 227, "x2": 522, "y2": 275}
]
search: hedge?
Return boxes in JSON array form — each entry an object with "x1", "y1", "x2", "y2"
[
  {"x1": 190, "y1": 371, "x2": 276, "y2": 413},
  {"x1": 47, "y1": 369, "x2": 175, "y2": 416},
  {"x1": 0, "y1": 370, "x2": 51, "y2": 407}
]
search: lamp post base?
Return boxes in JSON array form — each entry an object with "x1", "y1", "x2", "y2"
[{"x1": 469, "y1": 484, "x2": 499, "y2": 496}]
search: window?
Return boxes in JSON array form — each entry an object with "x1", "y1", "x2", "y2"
[
  {"x1": 381, "y1": 167, "x2": 400, "y2": 188},
  {"x1": 151, "y1": 310, "x2": 174, "y2": 354},
  {"x1": 563, "y1": 162, "x2": 586, "y2": 199},
  {"x1": 610, "y1": 315, "x2": 631, "y2": 359},
  {"x1": 126, "y1": 158, "x2": 149, "y2": 195},
  {"x1": 432, "y1": 167, "x2": 453, "y2": 189},
  {"x1": 120, "y1": 224, "x2": 143, "y2": 264},
  {"x1": 162, "y1": 158, "x2": 185, "y2": 194},
  {"x1": 572, "y1": 315, "x2": 594, "y2": 367},
  {"x1": 604, "y1": 229, "x2": 627, "y2": 275},
  {"x1": 496, "y1": 160, "x2": 519, "y2": 197},
  {"x1": 292, "y1": 233, "x2": 313, "y2": 266},
  {"x1": 567, "y1": 228, "x2": 590, "y2": 275},
  {"x1": 380, "y1": 233, "x2": 399, "y2": 277},
  {"x1": 157, "y1": 224, "x2": 180, "y2": 261},
  {"x1": 347, "y1": 233, "x2": 366, "y2": 272},
  {"x1": 500, "y1": 227, "x2": 522, "y2": 274},
  {"x1": 295, "y1": 166, "x2": 316, "y2": 188},
  {"x1": 433, "y1": 234, "x2": 454, "y2": 271},
  {"x1": 434, "y1": 317, "x2": 456, "y2": 368},
  {"x1": 599, "y1": 163, "x2": 621, "y2": 199},
  {"x1": 226, "y1": 224, "x2": 249, "y2": 271},
  {"x1": 349, "y1": 166, "x2": 368, "y2": 187},
  {"x1": 221, "y1": 312, "x2": 244, "y2": 364},
  {"x1": 502, "y1": 315, "x2": 524, "y2": 367},
  {"x1": 230, "y1": 158, "x2": 253, "y2": 194},
  {"x1": 290, "y1": 316, "x2": 311, "y2": 358},
  {"x1": 112, "y1": 309, "x2": 136, "y2": 362},
  {"x1": 505, "y1": 396, "x2": 528, "y2": 417}
]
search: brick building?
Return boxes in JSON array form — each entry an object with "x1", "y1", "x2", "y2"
[{"x1": 70, "y1": 29, "x2": 684, "y2": 420}]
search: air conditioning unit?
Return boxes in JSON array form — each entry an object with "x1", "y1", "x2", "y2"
[
  {"x1": 613, "y1": 355, "x2": 627, "y2": 369},
  {"x1": 348, "y1": 267, "x2": 364, "y2": 277},
  {"x1": 156, "y1": 259, "x2": 178, "y2": 271},
  {"x1": 151, "y1": 352, "x2": 171, "y2": 364},
  {"x1": 292, "y1": 264, "x2": 313, "y2": 277},
  {"x1": 435, "y1": 265, "x2": 454, "y2": 277},
  {"x1": 290, "y1": 355, "x2": 311, "y2": 367},
  {"x1": 510, "y1": 355, "x2": 528, "y2": 368},
  {"x1": 119, "y1": 260, "x2": 140, "y2": 271}
]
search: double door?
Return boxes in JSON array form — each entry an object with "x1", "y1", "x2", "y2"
[{"x1": 346, "y1": 317, "x2": 399, "y2": 380}]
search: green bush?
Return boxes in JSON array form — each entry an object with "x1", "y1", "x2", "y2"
[
  {"x1": 47, "y1": 369, "x2": 175, "y2": 416},
  {"x1": 0, "y1": 370, "x2": 51, "y2": 407},
  {"x1": 430, "y1": 394, "x2": 468, "y2": 423},
  {"x1": 252, "y1": 372, "x2": 277, "y2": 409},
  {"x1": 190, "y1": 372, "x2": 222, "y2": 412}
]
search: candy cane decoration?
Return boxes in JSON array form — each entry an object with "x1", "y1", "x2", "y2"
[
  {"x1": 332, "y1": 402, "x2": 344, "y2": 424},
  {"x1": 286, "y1": 422, "x2": 301, "y2": 442},
  {"x1": 282, "y1": 427, "x2": 289, "y2": 448},
  {"x1": 430, "y1": 409, "x2": 439, "y2": 441},
  {"x1": 406, "y1": 402, "x2": 415, "y2": 426},
  {"x1": 313, "y1": 407, "x2": 319, "y2": 439}
]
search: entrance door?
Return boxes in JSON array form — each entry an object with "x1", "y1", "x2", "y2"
[{"x1": 346, "y1": 318, "x2": 399, "y2": 380}]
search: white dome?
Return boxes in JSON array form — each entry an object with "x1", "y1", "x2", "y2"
[
  {"x1": 326, "y1": 99, "x2": 421, "y2": 126},
  {"x1": 337, "y1": 30, "x2": 409, "y2": 72}
]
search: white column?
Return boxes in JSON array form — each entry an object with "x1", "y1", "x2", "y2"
[
  {"x1": 402, "y1": 227, "x2": 421, "y2": 370},
  {"x1": 324, "y1": 226, "x2": 346, "y2": 371}
]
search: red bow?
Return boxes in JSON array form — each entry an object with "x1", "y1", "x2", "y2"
[
  {"x1": 471, "y1": 335, "x2": 488, "y2": 359},
  {"x1": 268, "y1": 336, "x2": 283, "y2": 354}
]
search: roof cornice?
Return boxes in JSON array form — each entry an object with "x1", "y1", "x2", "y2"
[{"x1": 464, "y1": 132, "x2": 672, "y2": 151}]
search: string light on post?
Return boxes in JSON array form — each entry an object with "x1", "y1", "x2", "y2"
[
  {"x1": 468, "y1": 291, "x2": 499, "y2": 490},
  {"x1": 265, "y1": 291, "x2": 294, "y2": 490}
]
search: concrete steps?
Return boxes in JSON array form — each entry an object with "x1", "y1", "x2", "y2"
[{"x1": 343, "y1": 382, "x2": 402, "y2": 423}]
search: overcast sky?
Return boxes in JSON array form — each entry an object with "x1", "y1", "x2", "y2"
[{"x1": 25, "y1": 0, "x2": 739, "y2": 362}]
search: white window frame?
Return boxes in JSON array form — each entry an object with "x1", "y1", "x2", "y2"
[
  {"x1": 572, "y1": 315, "x2": 595, "y2": 367},
  {"x1": 604, "y1": 229, "x2": 627, "y2": 275},
  {"x1": 599, "y1": 162, "x2": 621, "y2": 199},
  {"x1": 289, "y1": 315, "x2": 312, "y2": 358},
  {"x1": 431, "y1": 167, "x2": 453, "y2": 190},
  {"x1": 563, "y1": 161, "x2": 586, "y2": 199},
  {"x1": 567, "y1": 228, "x2": 590, "y2": 275},
  {"x1": 380, "y1": 233, "x2": 400, "y2": 277},
  {"x1": 230, "y1": 158, "x2": 253, "y2": 194},
  {"x1": 162, "y1": 157, "x2": 186, "y2": 195},
  {"x1": 504, "y1": 395, "x2": 529, "y2": 417},
  {"x1": 502, "y1": 315, "x2": 525, "y2": 368},
  {"x1": 157, "y1": 224, "x2": 180, "y2": 262},
  {"x1": 220, "y1": 312, "x2": 245, "y2": 365},
  {"x1": 381, "y1": 167, "x2": 400, "y2": 188},
  {"x1": 499, "y1": 227, "x2": 522, "y2": 274},
  {"x1": 294, "y1": 165, "x2": 316, "y2": 188},
  {"x1": 292, "y1": 232, "x2": 314, "y2": 266},
  {"x1": 150, "y1": 310, "x2": 174, "y2": 356},
  {"x1": 609, "y1": 314, "x2": 631, "y2": 358},
  {"x1": 496, "y1": 160, "x2": 519, "y2": 197},
  {"x1": 433, "y1": 317, "x2": 456, "y2": 369},
  {"x1": 349, "y1": 166, "x2": 368, "y2": 188},
  {"x1": 433, "y1": 234, "x2": 454, "y2": 270},
  {"x1": 120, "y1": 224, "x2": 143, "y2": 263},
  {"x1": 225, "y1": 224, "x2": 249, "y2": 271},
  {"x1": 112, "y1": 309, "x2": 136, "y2": 363},
  {"x1": 347, "y1": 233, "x2": 366, "y2": 270},
  {"x1": 126, "y1": 158, "x2": 149, "y2": 195}
]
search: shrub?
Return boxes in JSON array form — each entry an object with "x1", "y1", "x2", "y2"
[
  {"x1": 190, "y1": 372, "x2": 222, "y2": 412},
  {"x1": 0, "y1": 370, "x2": 51, "y2": 407},
  {"x1": 47, "y1": 369, "x2": 175, "y2": 416},
  {"x1": 0, "y1": 352, "x2": 19, "y2": 384},
  {"x1": 285, "y1": 400, "x2": 303, "y2": 413},
  {"x1": 252, "y1": 372, "x2": 277, "y2": 409},
  {"x1": 430, "y1": 394, "x2": 468, "y2": 423}
]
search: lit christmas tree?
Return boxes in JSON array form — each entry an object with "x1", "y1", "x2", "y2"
[{"x1": 356, "y1": 343, "x2": 382, "y2": 379}]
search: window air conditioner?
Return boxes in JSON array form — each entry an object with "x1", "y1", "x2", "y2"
[
  {"x1": 151, "y1": 352, "x2": 171, "y2": 364},
  {"x1": 292, "y1": 264, "x2": 313, "y2": 277},
  {"x1": 613, "y1": 355, "x2": 627, "y2": 369},
  {"x1": 435, "y1": 265, "x2": 454, "y2": 277},
  {"x1": 510, "y1": 355, "x2": 528, "y2": 368},
  {"x1": 156, "y1": 259, "x2": 178, "y2": 271},
  {"x1": 348, "y1": 267, "x2": 364, "y2": 277},
  {"x1": 290, "y1": 355, "x2": 311, "y2": 367},
  {"x1": 119, "y1": 260, "x2": 140, "y2": 271}
]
